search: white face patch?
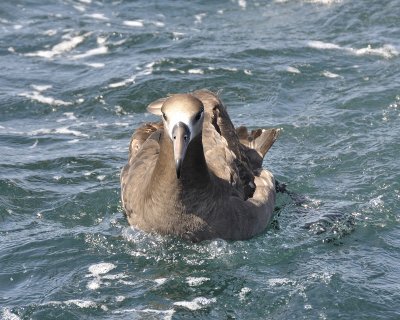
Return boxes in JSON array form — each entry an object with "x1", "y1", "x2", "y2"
[{"x1": 163, "y1": 109, "x2": 204, "y2": 142}]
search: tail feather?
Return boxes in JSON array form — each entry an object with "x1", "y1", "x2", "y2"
[
  {"x1": 252, "y1": 128, "x2": 280, "y2": 158},
  {"x1": 237, "y1": 126, "x2": 280, "y2": 159}
]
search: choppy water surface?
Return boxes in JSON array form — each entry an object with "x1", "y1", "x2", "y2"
[{"x1": 1, "y1": 0, "x2": 399, "y2": 319}]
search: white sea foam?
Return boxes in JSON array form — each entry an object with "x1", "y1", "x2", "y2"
[
  {"x1": 85, "y1": 62, "x2": 105, "y2": 68},
  {"x1": 13, "y1": 24, "x2": 23, "y2": 30},
  {"x1": 93, "y1": 37, "x2": 106, "y2": 46},
  {"x1": 108, "y1": 77, "x2": 135, "y2": 88},
  {"x1": 188, "y1": 69, "x2": 204, "y2": 74},
  {"x1": 79, "y1": 0, "x2": 92, "y2": 3},
  {"x1": 25, "y1": 35, "x2": 86, "y2": 59},
  {"x1": 64, "y1": 299, "x2": 97, "y2": 308},
  {"x1": 108, "y1": 62, "x2": 154, "y2": 88},
  {"x1": 87, "y1": 278, "x2": 101, "y2": 290},
  {"x1": 369, "y1": 195, "x2": 384, "y2": 208},
  {"x1": 308, "y1": 40, "x2": 341, "y2": 50},
  {"x1": 43, "y1": 29, "x2": 58, "y2": 36},
  {"x1": 308, "y1": 40, "x2": 398, "y2": 59},
  {"x1": 73, "y1": 4, "x2": 86, "y2": 12},
  {"x1": 310, "y1": 272, "x2": 333, "y2": 284},
  {"x1": 194, "y1": 13, "x2": 206, "y2": 24},
  {"x1": 86, "y1": 262, "x2": 117, "y2": 290},
  {"x1": 141, "y1": 62, "x2": 155, "y2": 75},
  {"x1": 112, "y1": 38, "x2": 128, "y2": 46},
  {"x1": 114, "y1": 105, "x2": 126, "y2": 115},
  {"x1": 174, "y1": 297, "x2": 216, "y2": 310},
  {"x1": 29, "y1": 139, "x2": 39, "y2": 149},
  {"x1": 115, "y1": 295, "x2": 126, "y2": 302},
  {"x1": 172, "y1": 32, "x2": 185, "y2": 40},
  {"x1": 62, "y1": 28, "x2": 74, "y2": 33},
  {"x1": 118, "y1": 279, "x2": 136, "y2": 285},
  {"x1": 225, "y1": 67, "x2": 238, "y2": 72},
  {"x1": 31, "y1": 84, "x2": 53, "y2": 92},
  {"x1": 102, "y1": 273, "x2": 126, "y2": 280},
  {"x1": 239, "y1": 287, "x2": 252, "y2": 301},
  {"x1": 113, "y1": 308, "x2": 175, "y2": 320},
  {"x1": 276, "y1": 0, "x2": 341, "y2": 3},
  {"x1": 186, "y1": 277, "x2": 210, "y2": 286},
  {"x1": 306, "y1": 0, "x2": 342, "y2": 4},
  {"x1": 169, "y1": 68, "x2": 185, "y2": 74},
  {"x1": 31, "y1": 84, "x2": 52, "y2": 92},
  {"x1": 123, "y1": 20, "x2": 144, "y2": 27},
  {"x1": 29, "y1": 127, "x2": 88, "y2": 137},
  {"x1": 287, "y1": 66, "x2": 301, "y2": 74},
  {"x1": 19, "y1": 92, "x2": 72, "y2": 106},
  {"x1": 151, "y1": 21, "x2": 165, "y2": 27},
  {"x1": 268, "y1": 278, "x2": 295, "y2": 286},
  {"x1": 238, "y1": 0, "x2": 247, "y2": 9},
  {"x1": 1, "y1": 309, "x2": 21, "y2": 320},
  {"x1": 88, "y1": 262, "x2": 116, "y2": 276},
  {"x1": 322, "y1": 71, "x2": 340, "y2": 78},
  {"x1": 154, "y1": 278, "x2": 168, "y2": 286},
  {"x1": 57, "y1": 112, "x2": 77, "y2": 122},
  {"x1": 41, "y1": 299, "x2": 99, "y2": 309},
  {"x1": 95, "y1": 122, "x2": 108, "y2": 128},
  {"x1": 352, "y1": 44, "x2": 398, "y2": 59},
  {"x1": 85, "y1": 13, "x2": 109, "y2": 21},
  {"x1": 71, "y1": 46, "x2": 108, "y2": 59}
]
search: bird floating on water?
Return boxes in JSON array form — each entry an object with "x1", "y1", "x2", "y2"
[{"x1": 121, "y1": 90, "x2": 279, "y2": 242}]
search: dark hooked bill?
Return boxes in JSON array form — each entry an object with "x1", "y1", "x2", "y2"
[{"x1": 172, "y1": 122, "x2": 191, "y2": 179}]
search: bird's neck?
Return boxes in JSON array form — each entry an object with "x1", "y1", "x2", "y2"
[
  {"x1": 151, "y1": 132, "x2": 210, "y2": 194},
  {"x1": 181, "y1": 134, "x2": 210, "y2": 187}
]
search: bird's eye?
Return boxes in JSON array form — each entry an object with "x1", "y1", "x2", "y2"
[
  {"x1": 194, "y1": 110, "x2": 203, "y2": 121},
  {"x1": 162, "y1": 113, "x2": 167, "y2": 121}
]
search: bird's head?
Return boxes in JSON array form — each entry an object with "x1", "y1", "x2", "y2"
[{"x1": 147, "y1": 94, "x2": 205, "y2": 179}]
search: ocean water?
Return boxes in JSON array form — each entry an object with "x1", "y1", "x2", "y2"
[{"x1": 1, "y1": 0, "x2": 399, "y2": 319}]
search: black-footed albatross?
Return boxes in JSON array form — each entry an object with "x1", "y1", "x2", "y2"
[{"x1": 120, "y1": 90, "x2": 280, "y2": 242}]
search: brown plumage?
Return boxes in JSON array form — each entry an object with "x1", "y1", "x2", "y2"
[{"x1": 120, "y1": 90, "x2": 280, "y2": 242}]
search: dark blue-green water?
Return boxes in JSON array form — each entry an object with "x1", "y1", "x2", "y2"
[{"x1": 1, "y1": 0, "x2": 399, "y2": 319}]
